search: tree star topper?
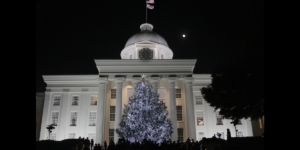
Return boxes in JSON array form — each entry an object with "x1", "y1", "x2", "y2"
[{"x1": 141, "y1": 74, "x2": 147, "y2": 78}]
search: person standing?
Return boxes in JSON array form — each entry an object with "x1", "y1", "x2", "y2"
[
  {"x1": 104, "y1": 140, "x2": 107, "y2": 150},
  {"x1": 91, "y1": 139, "x2": 94, "y2": 150},
  {"x1": 85, "y1": 137, "x2": 90, "y2": 149},
  {"x1": 82, "y1": 137, "x2": 85, "y2": 149},
  {"x1": 186, "y1": 137, "x2": 190, "y2": 150},
  {"x1": 94, "y1": 143, "x2": 99, "y2": 150}
]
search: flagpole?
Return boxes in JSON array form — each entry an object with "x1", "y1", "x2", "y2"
[{"x1": 146, "y1": 0, "x2": 147, "y2": 23}]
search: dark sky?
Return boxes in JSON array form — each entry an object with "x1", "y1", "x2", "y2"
[{"x1": 36, "y1": 0, "x2": 264, "y2": 92}]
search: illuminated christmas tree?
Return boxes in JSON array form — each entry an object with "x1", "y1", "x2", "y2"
[{"x1": 116, "y1": 75, "x2": 173, "y2": 144}]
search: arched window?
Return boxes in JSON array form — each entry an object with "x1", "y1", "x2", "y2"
[
  {"x1": 161, "y1": 54, "x2": 164, "y2": 59},
  {"x1": 130, "y1": 55, "x2": 132, "y2": 59}
]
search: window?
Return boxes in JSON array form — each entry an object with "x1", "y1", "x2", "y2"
[
  {"x1": 88, "y1": 133, "x2": 96, "y2": 141},
  {"x1": 158, "y1": 88, "x2": 165, "y2": 99},
  {"x1": 89, "y1": 112, "x2": 96, "y2": 126},
  {"x1": 130, "y1": 55, "x2": 132, "y2": 59},
  {"x1": 237, "y1": 131, "x2": 243, "y2": 137},
  {"x1": 69, "y1": 133, "x2": 76, "y2": 139},
  {"x1": 216, "y1": 112, "x2": 223, "y2": 125},
  {"x1": 110, "y1": 106, "x2": 115, "y2": 121},
  {"x1": 109, "y1": 129, "x2": 114, "y2": 141},
  {"x1": 161, "y1": 54, "x2": 164, "y2": 59},
  {"x1": 178, "y1": 128, "x2": 183, "y2": 142},
  {"x1": 53, "y1": 96, "x2": 60, "y2": 106},
  {"x1": 90, "y1": 96, "x2": 97, "y2": 105},
  {"x1": 111, "y1": 89, "x2": 116, "y2": 99},
  {"x1": 196, "y1": 111, "x2": 204, "y2": 126},
  {"x1": 195, "y1": 96, "x2": 202, "y2": 105},
  {"x1": 175, "y1": 89, "x2": 181, "y2": 98},
  {"x1": 72, "y1": 96, "x2": 79, "y2": 106},
  {"x1": 216, "y1": 132, "x2": 225, "y2": 139},
  {"x1": 237, "y1": 119, "x2": 242, "y2": 125},
  {"x1": 259, "y1": 118, "x2": 262, "y2": 129},
  {"x1": 51, "y1": 112, "x2": 59, "y2": 126},
  {"x1": 176, "y1": 106, "x2": 182, "y2": 121},
  {"x1": 70, "y1": 112, "x2": 77, "y2": 126},
  {"x1": 198, "y1": 132, "x2": 205, "y2": 141},
  {"x1": 127, "y1": 88, "x2": 134, "y2": 99},
  {"x1": 50, "y1": 133, "x2": 56, "y2": 140}
]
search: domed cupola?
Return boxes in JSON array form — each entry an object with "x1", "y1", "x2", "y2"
[{"x1": 121, "y1": 23, "x2": 173, "y2": 59}]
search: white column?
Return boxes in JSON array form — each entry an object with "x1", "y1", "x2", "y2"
[
  {"x1": 96, "y1": 78, "x2": 108, "y2": 145},
  {"x1": 58, "y1": 92, "x2": 69, "y2": 140},
  {"x1": 245, "y1": 118, "x2": 253, "y2": 136},
  {"x1": 150, "y1": 77, "x2": 160, "y2": 94},
  {"x1": 167, "y1": 77, "x2": 178, "y2": 142},
  {"x1": 79, "y1": 93, "x2": 88, "y2": 138},
  {"x1": 39, "y1": 92, "x2": 51, "y2": 140},
  {"x1": 184, "y1": 77, "x2": 196, "y2": 140},
  {"x1": 114, "y1": 78, "x2": 125, "y2": 142}
]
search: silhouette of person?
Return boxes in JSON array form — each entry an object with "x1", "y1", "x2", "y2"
[
  {"x1": 83, "y1": 145, "x2": 89, "y2": 150},
  {"x1": 109, "y1": 139, "x2": 115, "y2": 150},
  {"x1": 94, "y1": 144, "x2": 97, "y2": 150},
  {"x1": 78, "y1": 139, "x2": 83, "y2": 150},
  {"x1": 81, "y1": 137, "x2": 85, "y2": 149},
  {"x1": 201, "y1": 137, "x2": 206, "y2": 150},
  {"x1": 212, "y1": 134, "x2": 217, "y2": 139},
  {"x1": 91, "y1": 139, "x2": 94, "y2": 150},
  {"x1": 85, "y1": 137, "x2": 90, "y2": 148},
  {"x1": 95, "y1": 143, "x2": 101, "y2": 150},
  {"x1": 227, "y1": 128, "x2": 231, "y2": 139},
  {"x1": 186, "y1": 137, "x2": 190, "y2": 150},
  {"x1": 104, "y1": 140, "x2": 107, "y2": 150}
]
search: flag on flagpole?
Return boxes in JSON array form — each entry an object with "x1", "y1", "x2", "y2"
[
  {"x1": 147, "y1": 0, "x2": 154, "y2": 4},
  {"x1": 147, "y1": 4, "x2": 154, "y2": 9}
]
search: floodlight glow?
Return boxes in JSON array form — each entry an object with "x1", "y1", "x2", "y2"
[{"x1": 183, "y1": 34, "x2": 185, "y2": 37}]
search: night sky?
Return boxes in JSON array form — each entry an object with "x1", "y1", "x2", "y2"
[{"x1": 36, "y1": 0, "x2": 264, "y2": 92}]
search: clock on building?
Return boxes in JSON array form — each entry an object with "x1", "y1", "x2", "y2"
[{"x1": 139, "y1": 48, "x2": 153, "y2": 59}]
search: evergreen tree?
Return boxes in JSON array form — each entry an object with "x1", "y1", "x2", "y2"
[{"x1": 116, "y1": 77, "x2": 173, "y2": 144}]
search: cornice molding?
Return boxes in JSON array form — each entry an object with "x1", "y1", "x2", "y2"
[
  {"x1": 45, "y1": 87, "x2": 99, "y2": 92},
  {"x1": 95, "y1": 59, "x2": 196, "y2": 66},
  {"x1": 43, "y1": 75, "x2": 99, "y2": 85},
  {"x1": 43, "y1": 75, "x2": 99, "y2": 81},
  {"x1": 95, "y1": 59, "x2": 196, "y2": 73},
  {"x1": 184, "y1": 77, "x2": 194, "y2": 82}
]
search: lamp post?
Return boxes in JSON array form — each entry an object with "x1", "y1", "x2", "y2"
[
  {"x1": 230, "y1": 119, "x2": 239, "y2": 137},
  {"x1": 46, "y1": 124, "x2": 55, "y2": 140}
]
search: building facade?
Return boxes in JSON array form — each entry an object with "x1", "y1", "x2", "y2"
[{"x1": 38, "y1": 23, "x2": 253, "y2": 144}]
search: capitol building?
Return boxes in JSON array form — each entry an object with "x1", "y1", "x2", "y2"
[{"x1": 36, "y1": 23, "x2": 256, "y2": 144}]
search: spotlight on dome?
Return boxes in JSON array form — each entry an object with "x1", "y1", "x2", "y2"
[{"x1": 183, "y1": 34, "x2": 185, "y2": 37}]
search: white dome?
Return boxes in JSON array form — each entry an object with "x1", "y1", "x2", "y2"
[
  {"x1": 124, "y1": 23, "x2": 169, "y2": 48},
  {"x1": 120, "y1": 23, "x2": 173, "y2": 59}
]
